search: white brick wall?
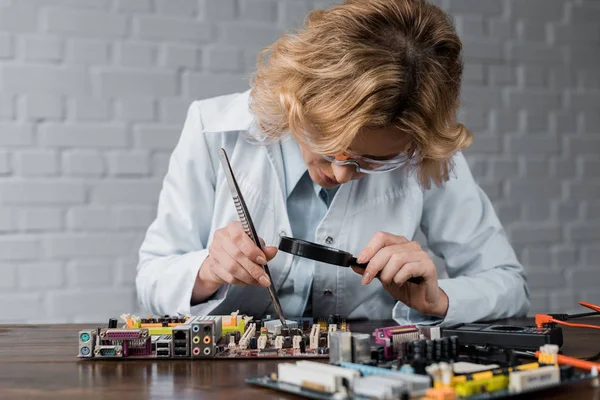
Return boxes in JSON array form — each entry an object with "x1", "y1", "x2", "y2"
[{"x1": 0, "y1": 0, "x2": 598, "y2": 323}]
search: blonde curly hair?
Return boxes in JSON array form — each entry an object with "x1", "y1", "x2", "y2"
[{"x1": 249, "y1": 0, "x2": 472, "y2": 188}]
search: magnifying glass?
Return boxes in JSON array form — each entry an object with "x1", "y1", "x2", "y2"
[{"x1": 278, "y1": 236, "x2": 424, "y2": 284}]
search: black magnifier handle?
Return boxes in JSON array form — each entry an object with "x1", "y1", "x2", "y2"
[{"x1": 350, "y1": 259, "x2": 424, "y2": 285}]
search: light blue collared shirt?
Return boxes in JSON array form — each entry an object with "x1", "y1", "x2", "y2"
[{"x1": 278, "y1": 137, "x2": 338, "y2": 317}]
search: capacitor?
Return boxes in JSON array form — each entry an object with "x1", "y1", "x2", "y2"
[
  {"x1": 435, "y1": 339, "x2": 443, "y2": 361},
  {"x1": 281, "y1": 328, "x2": 290, "y2": 337},
  {"x1": 299, "y1": 338, "x2": 306, "y2": 353},
  {"x1": 249, "y1": 337, "x2": 257, "y2": 350},
  {"x1": 162, "y1": 321, "x2": 169, "y2": 327},
  {"x1": 108, "y1": 318, "x2": 117, "y2": 328},
  {"x1": 425, "y1": 339, "x2": 434, "y2": 361},
  {"x1": 449, "y1": 336, "x2": 459, "y2": 360},
  {"x1": 283, "y1": 336, "x2": 292, "y2": 349},
  {"x1": 234, "y1": 331, "x2": 241, "y2": 344},
  {"x1": 318, "y1": 336, "x2": 327, "y2": 348}
]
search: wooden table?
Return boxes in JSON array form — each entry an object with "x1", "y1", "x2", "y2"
[{"x1": 1, "y1": 318, "x2": 599, "y2": 399}]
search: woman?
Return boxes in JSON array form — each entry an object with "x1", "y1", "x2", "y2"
[{"x1": 136, "y1": 0, "x2": 530, "y2": 326}]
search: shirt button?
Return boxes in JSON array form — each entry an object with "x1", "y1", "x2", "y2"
[
  {"x1": 279, "y1": 230, "x2": 287, "y2": 237},
  {"x1": 323, "y1": 289, "x2": 333, "y2": 296},
  {"x1": 325, "y1": 236, "x2": 334, "y2": 245}
]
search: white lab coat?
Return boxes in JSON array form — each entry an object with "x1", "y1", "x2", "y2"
[{"x1": 136, "y1": 90, "x2": 530, "y2": 326}]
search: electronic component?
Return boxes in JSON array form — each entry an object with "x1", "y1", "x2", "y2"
[
  {"x1": 78, "y1": 329, "x2": 96, "y2": 358},
  {"x1": 441, "y1": 323, "x2": 563, "y2": 351},
  {"x1": 155, "y1": 335, "x2": 171, "y2": 357},
  {"x1": 373, "y1": 325, "x2": 420, "y2": 360},
  {"x1": 329, "y1": 331, "x2": 352, "y2": 363},
  {"x1": 508, "y1": 365, "x2": 560, "y2": 393},
  {"x1": 351, "y1": 333, "x2": 371, "y2": 364}
]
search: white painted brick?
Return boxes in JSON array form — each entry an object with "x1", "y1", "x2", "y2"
[
  {"x1": 23, "y1": 35, "x2": 63, "y2": 61},
  {"x1": 549, "y1": 67, "x2": 575, "y2": 90},
  {"x1": 460, "y1": 86, "x2": 502, "y2": 109},
  {"x1": 205, "y1": 46, "x2": 242, "y2": 72},
  {"x1": 462, "y1": 63, "x2": 485, "y2": 85},
  {"x1": 550, "y1": 160, "x2": 577, "y2": 179},
  {"x1": 507, "y1": 134, "x2": 560, "y2": 154},
  {"x1": 133, "y1": 125, "x2": 182, "y2": 150},
  {"x1": 568, "y1": 137, "x2": 600, "y2": 156},
  {"x1": 455, "y1": 15, "x2": 485, "y2": 38},
  {"x1": 113, "y1": 206, "x2": 155, "y2": 229},
  {"x1": 116, "y1": 42, "x2": 156, "y2": 67},
  {"x1": 0, "y1": 208, "x2": 16, "y2": 232},
  {"x1": 464, "y1": 135, "x2": 501, "y2": 153},
  {"x1": 66, "y1": 206, "x2": 112, "y2": 231},
  {"x1": 115, "y1": 257, "x2": 138, "y2": 286},
  {"x1": 522, "y1": 159, "x2": 550, "y2": 179},
  {"x1": 0, "y1": 236, "x2": 40, "y2": 261},
  {"x1": 523, "y1": 202, "x2": 552, "y2": 222},
  {"x1": 18, "y1": 0, "x2": 110, "y2": 8},
  {"x1": 462, "y1": 39, "x2": 503, "y2": 62},
  {"x1": 160, "y1": 99, "x2": 190, "y2": 123},
  {"x1": 278, "y1": 1, "x2": 311, "y2": 27},
  {"x1": 156, "y1": 0, "x2": 198, "y2": 17},
  {"x1": 517, "y1": 20, "x2": 549, "y2": 42},
  {"x1": 152, "y1": 153, "x2": 171, "y2": 178},
  {"x1": 116, "y1": 97, "x2": 155, "y2": 122},
  {"x1": 508, "y1": 180, "x2": 562, "y2": 201},
  {"x1": 115, "y1": 0, "x2": 153, "y2": 12},
  {"x1": 0, "y1": 33, "x2": 13, "y2": 58},
  {"x1": 581, "y1": 247, "x2": 600, "y2": 266},
  {"x1": 507, "y1": 90, "x2": 562, "y2": 111},
  {"x1": 489, "y1": 65, "x2": 517, "y2": 86},
  {"x1": 160, "y1": 44, "x2": 201, "y2": 69},
  {"x1": 40, "y1": 123, "x2": 128, "y2": 148},
  {"x1": 0, "y1": 264, "x2": 17, "y2": 289},
  {"x1": 552, "y1": 111, "x2": 578, "y2": 135},
  {"x1": 43, "y1": 233, "x2": 141, "y2": 258},
  {"x1": 488, "y1": 158, "x2": 519, "y2": 180},
  {"x1": 581, "y1": 160, "x2": 600, "y2": 179},
  {"x1": 184, "y1": 73, "x2": 250, "y2": 99},
  {"x1": 91, "y1": 180, "x2": 162, "y2": 205},
  {"x1": 18, "y1": 262, "x2": 64, "y2": 289},
  {"x1": 218, "y1": 23, "x2": 281, "y2": 47},
  {"x1": 107, "y1": 150, "x2": 151, "y2": 176},
  {"x1": 96, "y1": 69, "x2": 177, "y2": 97},
  {"x1": 46, "y1": 288, "x2": 136, "y2": 320},
  {"x1": 66, "y1": 39, "x2": 110, "y2": 65},
  {"x1": 553, "y1": 23, "x2": 599, "y2": 45},
  {"x1": 494, "y1": 203, "x2": 522, "y2": 224},
  {"x1": 70, "y1": 97, "x2": 111, "y2": 121},
  {"x1": 135, "y1": 16, "x2": 212, "y2": 42},
  {"x1": 569, "y1": 93, "x2": 600, "y2": 113},
  {"x1": 522, "y1": 108, "x2": 551, "y2": 132},
  {"x1": 0, "y1": 181, "x2": 86, "y2": 205},
  {"x1": 203, "y1": 0, "x2": 237, "y2": 20},
  {"x1": 519, "y1": 65, "x2": 547, "y2": 87},
  {"x1": 43, "y1": 8, "x2": 128, "y2": 37},
  {"x1": 527, "y1": 292, "x2": 549, "y2": 316},
  {"x1": 513, "y1": 0, "x2": 566, "y2": 20},
  {"x1": 62, "y1": 150, "x2": 105, "y2": 177},
  {"x1": 18, "y1": 208, "x2": 63, "y2": 231},
  {"x1": 458, "y1": 108, "x2": 487, "y2": 131},
  {"x1": 0, "y1": 293, "x2": 42, "y2": 321},
  {"x1": 477, "y1": 181, "x2": 502, "y2": 199},
  {"x1": 449, "y1": 0, "x2": 503, "y2": 16},
  {"x1": 582, "y1": 112, "x2": 600, "y2": 133},
  {"x1": 509, "y1": 224, "x2": 562, "y2": 244},
  {"x1": 0, "y1": 6, "x2": 37, "y2": 33},
  {"x1": 571, "y1": 5, "x2": 600, "y2": 24},
  {"x1": 0, "y1": 65, "x2": 91, "y2": 96},
  {"x1": 66, "y1": 259, "x2": 115, "y2": 286},
  {"x1": 553, "y1": 247, "x2": 578, "y2": 267},
  {"x1": 507, "y1": 43, "x2": 564, "y2": 64},
  {"x1": 488, "y1": 18, "x2": 513, "y2": 41},
  {"x1": 527, "y1": 270, "x2": 565, "y2": 290},
  {"x1": 557, "y1": 203, "x2": 580, "y2": 221},
  {"x1": 0, "y1": 151, "x2": 10, "y2": 175},
  {"x1": 239, "y1": 0, "x2": 278, "y2": 23},
  {"x1": 14, "y1": 150, "x2": 59, "y2": 177},
  {"x1": 22, "y1": 94, "x2": 63, "y2": 120},
  {"x1": 0, "y1": 123, "x2": 34, "y2": 146},
  {"x1": 0, "y1": 95, "x2": 14, "y2": 119},
  {"x1": 569, "y1": 182, "x2": 600, "y2": 201},
  {"x1": 523, "y1": 247, "x2": 552, "y2": 266},
  {"x1": 572, "y1": 268, "x2": 600, "y2": 288}
]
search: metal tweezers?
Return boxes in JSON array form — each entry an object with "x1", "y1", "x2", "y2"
[{"x1": 217, "y1": 148, "x2": 287, "y2": 328}]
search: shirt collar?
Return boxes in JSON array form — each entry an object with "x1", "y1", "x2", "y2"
[
  {"x1": 202, "y1": 89, "x2": 257, "y2": 134},
  {"x1": 280, "y1": 136, "x2": 308, "y2": 198}
]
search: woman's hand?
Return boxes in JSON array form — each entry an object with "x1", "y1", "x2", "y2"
[
  {"x1": 192, "y1": 221, "x2": 278, "y2": 303},
  {"x1": 351, "y1": 231, "x2": 449, "y2": 318}
]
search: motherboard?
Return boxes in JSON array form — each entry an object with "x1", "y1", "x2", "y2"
[
  {"x1": 77, "y1": 311, "x2": 348, "y2": 360},
  {"x1": 247, "y1": 323, "x2": 598, "y2": 400}
]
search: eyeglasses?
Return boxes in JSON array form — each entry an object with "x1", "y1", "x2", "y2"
[{"x1": 321, "y1": 150, "x2": 417, "y2": 174}]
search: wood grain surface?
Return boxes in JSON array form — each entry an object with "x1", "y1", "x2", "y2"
[{"x1": 1, "y1": 318, "x2": 598, "y2": 399}]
